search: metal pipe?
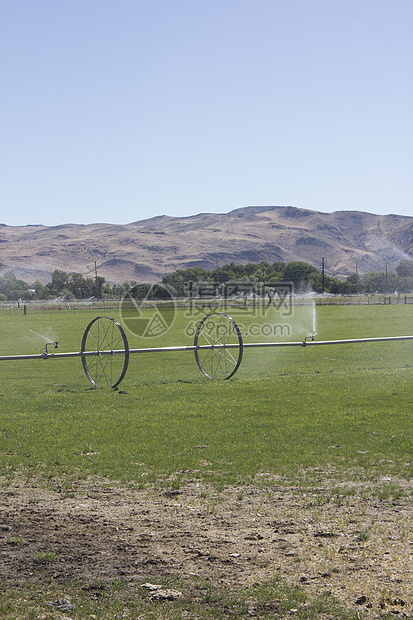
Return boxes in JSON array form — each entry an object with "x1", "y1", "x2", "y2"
[
  {"x1": 109, "y1": 335, "x2": 413, "y2": 354},
  {"x1": 0, "y1": 335, "x2": 411, "y2": 362},
  {"x1": 0, "y1": 351, "x2": 88, "y2": 361},
  {"x1": 244, "y1": 335, "x2": 413, "y2": 348}
]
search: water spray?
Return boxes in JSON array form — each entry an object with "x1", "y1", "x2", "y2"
[
  {"x1": 312, "y1": 301, "x2": 317, "y2": 338},
  {"x1": 0, "y1": 314, "x2": 410, "y2": 387},
  {"x1": 28, "y1": 329, "x2": 54, "y2": 343},
  {"x1": 28, "y1": 329, "x2": 59, "y2": 356}
]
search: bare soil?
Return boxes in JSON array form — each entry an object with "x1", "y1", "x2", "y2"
[{"x1": 1, "y1": 474, "x2": 413, "y2": 618}]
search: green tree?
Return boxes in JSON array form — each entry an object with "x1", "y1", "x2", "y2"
[
  {"x1": 325, "y1": 276, "x2": 345, "y2": 294},
  {"x1": 68, "y1": 273, "x2": 94, "y2": 299},
  {"x1": 93, "y1": 276, "x2": 106, "y2": 299},
  {"x1": 396, "y1": 259, "x2": 413, "y2": 280},
  {"x1": 161, "y1": 272, "x2": 186, "y2": 296},
  {"x1": 344, "y1": 273, "x2": 361, "y2": 294},
  {"x1": 129, "y1": 283, "x2": 151, "y2": 298},
  {"x1": 32, "y1": 280, "x2": 49, "y2": 299},
  {"x1": 282, "y1": 262, "x2": 319, "y2": 291},
  {"x1": 162, "y1": 267, "x2": 211, "y2": 296},
  {"x1": 102, "y1": 282, "x2": 113, "y2": 297},
  {"x1": 0, "y1": 270, "x2": 30, "y2": 300},
  {"x1": 308, "y1": 271, "x2": 323, "y2": 293},
  {"x1": 69, "y1": 273, "x2": 86, "y2": 299},
  {"x1": 48, "y1": 270, "x2": 70, "y2": 296},
  {"x1": 361, "y1": 271, "x2": 386, "y2": 293},
  {"x1": 112, "y1": 282, "x2": 130, "y2": 298}
]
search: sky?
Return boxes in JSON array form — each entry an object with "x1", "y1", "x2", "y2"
[{"x1": 1, "y1": 0, "x2": 412, "y2": 226}]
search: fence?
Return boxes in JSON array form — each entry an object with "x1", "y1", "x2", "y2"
[{"x1": 1, "y1": 294, "x2": 413, "y2": 314}]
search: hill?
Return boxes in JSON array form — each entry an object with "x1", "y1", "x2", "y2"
[{"x1": 0, "y1": 206, "x2": 412, "y2": 284}]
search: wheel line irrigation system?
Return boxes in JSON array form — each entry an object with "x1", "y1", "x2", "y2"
[{"x1": 1, "y1": 313, "x2": 412, "y2": 388}]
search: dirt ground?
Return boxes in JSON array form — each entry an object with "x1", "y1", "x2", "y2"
[{"x1": 1, "y1": 473, "x2": 413, "y2": 618}]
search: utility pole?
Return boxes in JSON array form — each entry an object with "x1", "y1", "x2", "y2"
[
  {"x1": 94, "y1": 261, "x2": 99, "y2": 299},
  {"x1": 321, "y1": 257, "x2": 325, "y2": 293},
  {"x1": 355, "y1": 262, "x2": 359, "y2": 294}
]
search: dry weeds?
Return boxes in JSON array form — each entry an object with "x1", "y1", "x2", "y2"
[{"x1": 1, "y1": 473, "x2": 413, "y2": 618}]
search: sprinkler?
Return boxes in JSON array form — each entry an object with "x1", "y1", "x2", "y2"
[
  {"x1": 44, "y1": 341, "x2": 59, "y2": 357},
  {"x1": 1, "y1": 314, "x2": 412, "y2": 388},
  {"x1": 302, "y1": 335, "x2": 316, "y2": 346}
]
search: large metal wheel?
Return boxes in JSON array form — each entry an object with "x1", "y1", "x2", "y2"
[
  {"x1": 194, "y1": 313, "x2": 243, "y2": 379},
  {"x1": 81, "y1": 316, "x2": 129, "y2": 388}
]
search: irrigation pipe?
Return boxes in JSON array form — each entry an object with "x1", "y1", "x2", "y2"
[
  {"x1": 1, "y1": 311, "x2": 411, "y2": 386},
  {"x1": 1, "y1": 335, "x2": 412, "y2": 361}
]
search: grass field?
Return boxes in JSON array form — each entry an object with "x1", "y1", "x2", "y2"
[
  {"x1": 1, "y1": 303, "x2": 412, "y2": 484},
  {"x1": 0, "y1": 303, "x2": 412, "y2": 619}
]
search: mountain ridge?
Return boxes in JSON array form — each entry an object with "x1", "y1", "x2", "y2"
[{"x1": 0, "y1": 206, "x2": 412, "y2": 284}]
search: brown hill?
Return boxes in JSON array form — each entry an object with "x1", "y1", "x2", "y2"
[{"x1": 0, "y1": 206, "x2": 412, "y2": 284}]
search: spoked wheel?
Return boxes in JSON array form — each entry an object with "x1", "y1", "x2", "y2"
[
  {"x1": 194, "y1": 313, "x2": 243, "y2": 379},
  {"x1": 81, "y1": 316, "x2": 129, "y2": 388}
]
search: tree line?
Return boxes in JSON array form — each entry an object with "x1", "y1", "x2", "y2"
[
  {"x1": 0, "y1": 259, "x2": 412, "y2": 301},
  {"x1": 161, "y1": 259, "x2": 413, "y2": 296},
  {"x1": 0, "y1": 270, "x2": 117, "y2": 302}
]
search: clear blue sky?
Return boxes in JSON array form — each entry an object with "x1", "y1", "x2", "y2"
[{"x1": 1, "y1": 0, "x2": 412, "y2": 226}]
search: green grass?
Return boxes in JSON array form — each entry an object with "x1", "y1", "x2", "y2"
[
  {"x1": 0, "y1": 304, "x2": 412, "y2": 485},
  {"x1": 0, "y1": 575, "x2": 363, "y2": 620},
  {"x1": 0, "y1": 303, "x2": 412, "y2": 619}
]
